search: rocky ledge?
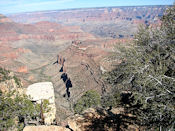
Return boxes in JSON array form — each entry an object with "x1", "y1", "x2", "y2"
[
  {"x1": 23, "y1": 107, "x2": 139, "y2": 131},
  {"x1": 23, "y1": 126, "x2": 70, "y2": 131}
]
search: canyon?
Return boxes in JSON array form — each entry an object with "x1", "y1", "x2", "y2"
[{"x1": 0, "y1": 5, "x2": 169, "y2": 126}]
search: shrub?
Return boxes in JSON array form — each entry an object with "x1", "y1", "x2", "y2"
[
  {"x1": 74, "y1": 90, "x2": 101, "y2": 114},
  {"x1": 101, "y1": 90, "x2": 121, "y2": 108},
  {"x1": 0, "y1": 67, "x2": 10, "y2": 82},
  {"x1": 0, "y1": 91, "x2": 40, "y2": 130},
  {"x1": 0, "y1": 68, "x2": 50, "y2": 130}
]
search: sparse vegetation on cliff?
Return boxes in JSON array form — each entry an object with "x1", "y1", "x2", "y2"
[
  {"x1": 104, "y1": 5, "x2": 175, "y2": 130},
  {"x1": 101, "y1": 89, "x2": 121, "y2": 108},
  {"x1": 0, "y1": 67, "x2": 10, "y2": 82},
  {"x1": 74, "y1": 90, "x2": 101, "y2": 114},
  {"x1": 13, "y1": 75, "x2": 22, "y2": 87},
  {"x1": 0, "y1": 67, "x2": 22, "y2": 87}
]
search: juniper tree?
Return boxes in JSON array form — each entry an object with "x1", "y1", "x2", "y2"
[
  {"x1": 105, "y1": 5, "x2": 175, "y2": 130},
  {"x1": 74, "y1": 90, "x2": 101, "y2": 114}
]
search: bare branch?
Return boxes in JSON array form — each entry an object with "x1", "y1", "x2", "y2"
[{"x1": 148, "y1": 75, "x2": 162, "y2": 85}]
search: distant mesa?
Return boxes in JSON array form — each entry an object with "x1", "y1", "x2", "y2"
[
  {"x1": 7, "y1": 6, "x2": 167, "y2": 25},
  {"x1": 17, "y1": 66, "x2": 28, "y2": 73},
  {"x1": 0, "y1": 14, "x2": 12, "y2": 23}
]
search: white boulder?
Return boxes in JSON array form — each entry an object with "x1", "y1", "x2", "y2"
[{"x1": 26, "y1": 82, "x2": 56, "y2": 125}]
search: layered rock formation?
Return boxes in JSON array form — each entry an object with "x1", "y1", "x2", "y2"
[
  {"x1": 0, "y1": 14, "x2": 97, "y2": 86},
  {"x1": 0, "y1": 14, "x2": 12, "y2": 23},
  {"x1": 7, "y1": 6, "x2": 167, "y2": 39},
  {"x1": 9, "y1": 6, "x2": 166, "y2": 24}
]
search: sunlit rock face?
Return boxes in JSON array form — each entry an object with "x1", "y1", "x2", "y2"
[
  {"x1": 23, "y1": 126, "x2": 70, "y2": 131},
  {"x1": 26, "y1": 82, "x2": 56, "y2": 125}
]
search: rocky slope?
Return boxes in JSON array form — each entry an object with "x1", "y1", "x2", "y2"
[{"x1": 0, "y1": 14, "x2": 96, "y2": 78}]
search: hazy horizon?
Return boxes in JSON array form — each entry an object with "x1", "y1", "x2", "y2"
[{"x1": 0, "y1": 0, "x2": 174, "y2": 15}]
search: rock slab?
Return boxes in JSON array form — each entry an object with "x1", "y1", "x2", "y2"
[
  {"x1": 23, "y1": 126, "x2": 70, "y2": 131},
  {"x1": 26, "y1": 82, "x2": 56, "y2": 125}
]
